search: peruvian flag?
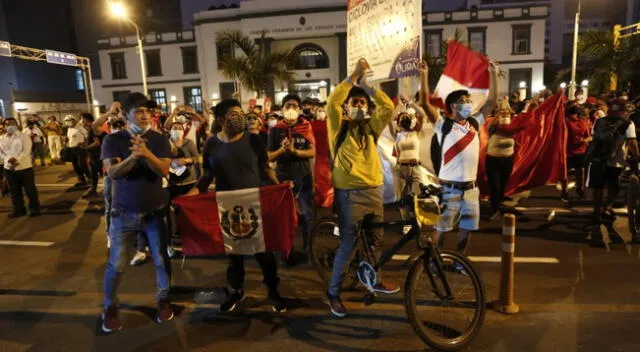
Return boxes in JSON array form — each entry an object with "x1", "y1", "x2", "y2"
[
  {"x1": 434, "y1": 41, "x2": 491, "y2": 114},
  {"x1": 173, "y1": 184, "x2": 298, "y2": 256}
]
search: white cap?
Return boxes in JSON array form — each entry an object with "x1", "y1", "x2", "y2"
[{"x1": 63, "y1": 114, "x2": 77, "y2": 121}]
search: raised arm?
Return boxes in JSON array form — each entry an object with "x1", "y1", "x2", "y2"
[
  {"x1": 94, "y1": 102, "x2": 120, "y2": 133},
  {"x1": 480, "y1": 64, "x2": 499, "y2": 117},
  {"x1": 418, "y1": 62, "x2": 440, "y2": 124}
]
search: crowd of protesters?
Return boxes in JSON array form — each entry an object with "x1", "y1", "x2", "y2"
[{"x1": 2, "y1": 57, "x2": 640, "y2": 331}]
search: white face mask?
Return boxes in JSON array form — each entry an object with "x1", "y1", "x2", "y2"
[
  {"x1": 6, "y1": 126, "x2": 17, "y2": 135},
  {"x1": 348, "y1": 107, "x2": 369, "y2": 121},
  {"x1": 283, "y1": 109, "x2": 298, "y2": 122},
  {"x1": 455, "y1": 103, "x2": 473, "y2": 120},
  {"x1": 267, "y1": 119, "x2": 278, "y2": 128},
  {"x1": 406, "y1": 107, "x2": 416, "y2": 115},
  {"x1": 498, "y1": 117, "x2": 511, "y2": 125},
  {"x1": 595, "y1": 110, "x2": 606, "y2": 119},
  {"x1": 170, "y1": 130, "x2": 182, "y2": 141},
  {"x1": 316, "y1": 111, "x2": 326, "y2": 120},
  {"x1": 176, "y1": 115, "x2": 187, "y2": 124},
  {"x1": 65, "y1": 121, "x2": 74, "y2": 127}
]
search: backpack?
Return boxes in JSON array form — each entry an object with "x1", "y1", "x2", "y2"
[
  {"x1": 586, "y1": 116, "x2": 630, "y2": 163},
  {"x1": 430, "y1": 117, "x2": 479, "y2": 176}
]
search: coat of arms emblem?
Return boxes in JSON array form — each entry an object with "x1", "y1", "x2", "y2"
[{"x1": 220, "y1": 205, "x2": 259, "y2": 239}]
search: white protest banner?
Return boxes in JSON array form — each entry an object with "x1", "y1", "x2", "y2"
[{"x1": 347, "y1": 0, "x2": 422, "y2": 81}]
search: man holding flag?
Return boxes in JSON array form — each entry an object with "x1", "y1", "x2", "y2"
[{"x1": 420, "y1": 52, "x2": 499, "y2": 253}]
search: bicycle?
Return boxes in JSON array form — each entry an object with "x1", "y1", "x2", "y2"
[
  {"x1": 627, "y1": 173, "x2": 640, "y2": 240},
  {"x1": 309, "y1": 185, "x2": 486, "y2": 351}
]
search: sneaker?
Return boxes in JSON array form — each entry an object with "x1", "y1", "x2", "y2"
[
  {"x1": 129, "y1": 251, "x2": 147, "y2": 266},
  {"x1": 167, "y1": 246, "x2": 175, "y2": 258},
  {"x1": 327, "y1": 293, "x2": 346, "y2": 318},
  {"x1": 373, "y1": 281, "x2": 400, "y2": 294},
  {"x1": 101, "y1": 306, "x2": 122, "y2": 333},
  {"x1": 8, "y1": 211, "x2": 27, "y2": 219},
  {"x1": 268, "y1": 288, "x2": 288, "y2": 313},
  {"x1": 82, "y1": 188, "x2": 98, "y2": 199},
  {"x1": 155, "y1": 299, "x2": 174, "y2": 324},
  {"x1": 219, "y1": 288, "x2": 245, "y2": 313},
  {"x1": 560, "y1": 192, "x2": 570, "y2": 203},
  {"x1": 74, "y1": 180, "x2": 88, "y2": 188}
]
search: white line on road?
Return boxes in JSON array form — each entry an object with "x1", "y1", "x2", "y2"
[
  {"x1": 35, "y1": 184, "x2": 104, "y2": 187},
  {"x1": 391, "y1": 254, "x2": 560, "y2": 264},
  {"x1": 0, "y1": 240, "x2": 54, "y2": 247}
]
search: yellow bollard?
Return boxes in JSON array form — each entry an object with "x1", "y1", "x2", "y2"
[{"x1": 492, "y1": 213, "x2": 520, "y2": 314}]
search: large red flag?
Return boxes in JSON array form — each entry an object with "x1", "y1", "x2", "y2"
[
  {"x1": 173, "y1": 184, "x2": 298, "y2": 256},
  {"x1": 310, "y1": 120, "x2": 334, "y2": 207}
]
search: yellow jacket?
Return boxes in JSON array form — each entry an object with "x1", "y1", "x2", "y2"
[{"x1": 326, "y1": 80, "x2": 394, "y2": 189}]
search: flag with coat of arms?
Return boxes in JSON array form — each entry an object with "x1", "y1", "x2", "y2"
[{"x1": 173, "y1": 183, "x2": 298, "y2": 256}]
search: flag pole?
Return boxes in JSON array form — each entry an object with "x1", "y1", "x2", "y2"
[{"x1": 569, "y1": 0, "x2": 582, "y2": 100}]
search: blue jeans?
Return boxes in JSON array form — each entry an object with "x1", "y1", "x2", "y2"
[
  {"x1": 328, "y1": 186, "x2": 383, "y2": 297},
  {"x1": 103, "y1": 208, "x2": 171, "y2": 307},
  {"x1": 103, "y1": 176, "x2": 111, "y2": 233}
]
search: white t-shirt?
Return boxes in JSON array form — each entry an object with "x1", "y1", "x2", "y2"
[
  {"x1": 23, "y1": 126, "x2": 44, "y2": 143},
  {"x1": 67, "y1": 126, "x2": 88, "y2": 148},
  {"x1": 434, "y1": 113, "x2": 485, "y2": 182},
  {"x1": 395, "y1": 131, "x2": 420, "y2": 161}
]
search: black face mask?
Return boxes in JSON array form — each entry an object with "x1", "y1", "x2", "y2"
[
  {"x1": 302, "y1": 108, "x2": 311, "y2": 115},
  {"x1": 400, "y1": 118, "x2": 413, "y2": 130}
]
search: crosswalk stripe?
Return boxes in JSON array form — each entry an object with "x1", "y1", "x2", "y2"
[
  {"x1": 391, "y1": 254, "x2": 559, "y2": 264},
  {"x1": 0, "y1": 240, "x2": 55, "y2": 247}
]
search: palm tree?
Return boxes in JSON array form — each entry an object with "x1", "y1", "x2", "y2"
[
  {"x1": 578, "y1": 30, "x2": 640, "y2": 95},
  {"x1": 216, "y1": 30, "x2": 297, "y2": 98}
]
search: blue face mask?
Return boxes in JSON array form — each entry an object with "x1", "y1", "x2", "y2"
[
  {"x1": 130, "y1": 122, "x2": 150, "y2": 135},
  {"x1": 456, "y1": 103, "x2": 473, "y2": 120}
]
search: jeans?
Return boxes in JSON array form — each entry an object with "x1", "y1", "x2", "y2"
[
  {"x1": 47, "y1": 135, "x2": 62, "y2": 160},
  {"x1": 31, "y1": 142, "x2": 46, "y2": 166},
  {"x1": 5, "y1": 167, "x2": 40, "y2": 213},
  {"x1": 103, "y1": 176, "x2": 111, "y2": 233},
  {"x1": 328, "y1": 186, "x2": 383, "y2": 297},
  {"x1": 394, "y1": 164, "x2": 424, "y2": 218},
  {"x1": 103, "y1": 208, "x2": 171, "y2": 307},
  {"x1": 70, "y1": 147, "x2": 89, "y2": 182},
  {"x1": 485, "y1": 155, "x2": 514, "y2": 213},
  {"x1": 227, "y1": 253, "x2": 280, "y2": 290},
  {"x1": 88, "y1": 153, "x2": 101, "y2": 190}
]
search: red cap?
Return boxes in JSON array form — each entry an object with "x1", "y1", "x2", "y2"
[{"x1": 609, "y1": 99, "x2": 628, "y2": 117}]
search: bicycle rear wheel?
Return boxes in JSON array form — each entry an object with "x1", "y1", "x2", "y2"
[
  {"x1": 309, "y1": 217, "x2": 359, "y2": 290},
  {"x1": 404, "y1": 250, "x2": 485, "y2": 351},
  {"x1": 628, "y1": 175, "x2": 640, "y2": 238}
]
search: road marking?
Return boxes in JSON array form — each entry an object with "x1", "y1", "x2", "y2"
[
  {"x1": 0, "y1": 240, "x2": 54, "y2": 247},
  {"x1": 516, "y1": 206, "x2": 627, "y2": 215},
  {"x1": 392, "y1": 255, "x2": 559, "y2": 264},
  {"x1": 468, "y1": 256, "x2": 559, "y2": 263},
  {"x1": 35, "y1": 184, "x2": 104, "y2": 187}
]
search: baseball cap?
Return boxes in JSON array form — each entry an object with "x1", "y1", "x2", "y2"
[
  {"x1": 63, "y1": 114, "x2": 77, "y2": 122},
  {"x1": 122, "y1": 92, "x2": 157, "y2": 113},
  {"x1": 609, "y1": 99, "x2": 628, "y2": 117}
]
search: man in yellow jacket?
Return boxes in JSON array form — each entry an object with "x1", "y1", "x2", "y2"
[{"x1": 326, "y1": 58, "x2": 398, "y2": 318}]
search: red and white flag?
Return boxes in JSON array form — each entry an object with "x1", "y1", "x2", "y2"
[
  {"x1": 434, "y1": 41, "x2": 490, "y2": 114},
  {"x1": 173, "y1": 184, "x2": 298, "y2": 256}
]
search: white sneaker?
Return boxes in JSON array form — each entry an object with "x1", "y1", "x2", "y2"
[
  {"x1": 130, "y1": 251, "x2": 147, "y2": 266},
  {"x1": 167, "y1": 246, "x2": 175, "y2": 258},
  {"x1": 106, "y1": 236, "x2": 110, "y2": 249}
]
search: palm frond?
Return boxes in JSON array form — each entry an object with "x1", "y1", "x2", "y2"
[{"x1": 216, "y1": 30, "x2": 257, "y2": 58}]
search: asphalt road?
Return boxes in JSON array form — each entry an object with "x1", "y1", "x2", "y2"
[{"x1": 1, "y1": 165, "x2": 640, "y2": 352}]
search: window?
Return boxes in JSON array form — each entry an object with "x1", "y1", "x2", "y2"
[
  {"x1": 75, "y1": 69, "x2": 85, "y2": 91},
  {"x1": 219, "y1": 82, "x2": 236, "y2": 100},
  {"x1": 149, "y1": 88, "x2": 168, "y2": 113},
  {"x1": 112, "y1": 90, "x2": 131, "y2": 103},
  {"x1": 508, "y1": 68, "x2": 531, "y2": 99},
  {"x1": 468, "y1": 27, "x2": 486, "y2": 54},
  {"x1": 145, "y1": 50, "x2": 162, "y2": 77},
  {"x1": 183, "y1": 86, "x2": 203, "y2": 111},
  {"x1": 110, "y1": 52, "x2": 127, "y2": 79},
  {"x1": 217, "y1": 42, "x2": 233, "y2": 69},
  {"x1": 181, "y1": 46, "x2": 199, "y2": 74},
  {"x1": 512, "y1": 24, "x2": 532, "y2": 54},
  {"x1": 425, "y1": 30, "x2": 442, "y2": 58},
  {"x1": 291, "y1": 43, "x2": 329, "y2": 70}
]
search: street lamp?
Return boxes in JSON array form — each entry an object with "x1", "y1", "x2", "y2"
[
  {"x1": 92, "y1": 99, "x2": 100, "y2": 119},
  {"x1": 108, "y1": 1, "x2": 148, "y2": 97},
  {"x1": 560, "y1": 82, "x2": 567, "y2": 89}
]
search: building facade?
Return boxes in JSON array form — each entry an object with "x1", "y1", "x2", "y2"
[{"x1": 93, "y1": 0, "x2": 548, "y2": 109}]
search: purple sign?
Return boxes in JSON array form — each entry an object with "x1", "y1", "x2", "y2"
[{"x1": 45, "y1": 50, "x2": 77, "y2": 66}]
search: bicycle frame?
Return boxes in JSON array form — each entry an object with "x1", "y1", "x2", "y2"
[{"x1": 357, "y1": 214, "x2": 454, "y2": 299}]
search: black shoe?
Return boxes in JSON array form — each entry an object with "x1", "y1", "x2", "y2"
[
  {"x1": 8, "y1": 211, "x2": 27, "y2": 219},
  {"x1": 28, "y1": 209, "x2": 41, "y2": 217},
  {"x1": 219, "y1": 288, "x2": 245, "y2": 313},
  {"x1": 74, "y1": 180, "x2": 88, "y2": 188},
  {"x1": 268, "y1": 288, "x2": 288, "y2": 313},
  {"x1": 82, "y1": 188, "x2": 98, "y2": 199},
  {"x1": 284, "y1": 250, "x2": 308, "y2": 267},
  {"x1": 560, "y1": 192, "x2": 570, "y2": 203},
  {"x1": 601, "y1": 209, "x2": 616, "y2": 221},
  {"x1": 576, "y1": 189, "x2": 586, "y2": 199}
]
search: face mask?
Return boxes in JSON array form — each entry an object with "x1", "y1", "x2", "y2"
[
  {"x1": 455, "y1": 103, "x2": 473, "y2": 120},
  {"x1": 267, "y1": 119, "x2": 278, "y2": 128},
  {"x1": 176, "y1": 115, "x2": 187, "y2": 124},
  {"x1": 316, "y1": 111, "x2": 326, "y2": 120},
  {"x1": 302, "y1": 108, "x2": 311, "y2": 115},
  {"x1": 538, "y1": 98, "x2": 545, "y2": 103},
  {"x1": 225, "y1": 115, "x2": 246, "y2": 137},
  {"x1": 498, "y1": 117, "x2": 512, "y2": 125},
  {"x1": 348, "y1": 107, "x2": 368, "y2": 121},
  {"x1": 406, "y1": 107, "x2": 416, "y2": 115},
  {"x1": 283, "y1": 109, "x2": 299, "y2": 122},
  {"x1": 595, "y1": 110, "x2": 606, "y2": 118},
  {"x1": 6, "y1": 126, "x2": 17, "y2": 135},
  {"x1": 130, "y1": 123, "x2": 150, "y2": 135},
  {"x1": 622, "y1": 96, "x2": 629, "y2": 101},
  {"x1": 170, "y1": 130, "x2": 182, "y2": 141},
  {"x1": 65, "y1": 121, "x2": 74, "y2": 127},
  {"x1": 575, "y1": 95, "x2": 584, "y2": 101},
  {"x1": 400, "y1": 117, "x2": 417, "y2": 131}
]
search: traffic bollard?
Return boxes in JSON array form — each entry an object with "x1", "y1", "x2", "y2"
[{"x1": 492, "y1": 213, "x2": 520, "y2": 314}]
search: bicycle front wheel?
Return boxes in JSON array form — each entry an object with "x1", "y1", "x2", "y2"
[
  {"x1": 404, "y1": 250, "x2": 486, "y2": 351},
  {"x1": 308, "y1": 217, "x2": 359, "y2": 290},
  {"x1": 628, "y1": 175, "x2": 640, "y2": 238}
]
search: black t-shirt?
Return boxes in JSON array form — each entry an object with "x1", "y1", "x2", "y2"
[
  {"x1": 267, "y1": 125, "x2": 312, "y2": 191},
  {"x1": 202, "y1": 133, "x2": 268, "y2": 191},
  {"x1": 88, "y1": 129, "x2": 107, "y2": 159},
  {"x1": 101, "y1": 130, "x2": 172, "y2": 212}
]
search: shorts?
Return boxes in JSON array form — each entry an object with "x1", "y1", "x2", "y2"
[
  {"x1": 435, "y1": 186, "x2": 480, "y2": 232},
  {"x1": 586, "y1": 162, "x2": 622, "y2": 190},
  {"x1": 567, "y1": 154, "x2": 586, "y2": 169}
]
